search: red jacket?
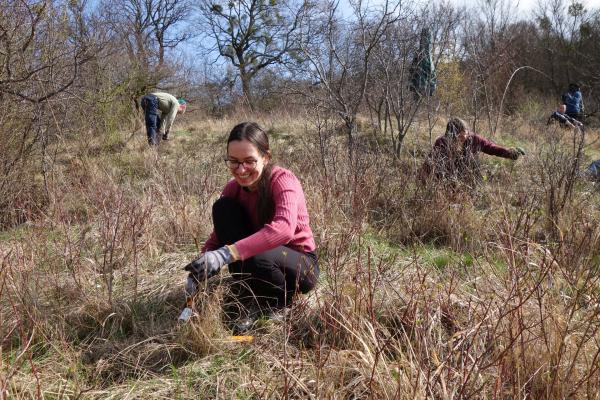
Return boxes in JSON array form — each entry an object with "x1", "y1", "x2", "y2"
[{"x1": 422, "y1": 133, "x2": 513, "y2": 180}]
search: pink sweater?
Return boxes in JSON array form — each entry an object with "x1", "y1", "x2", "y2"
[{"x1": 202, "y1": 166, "x2": 316, "y2": 260}]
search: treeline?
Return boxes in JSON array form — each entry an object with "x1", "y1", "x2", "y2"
[{"x1": 0, "y1": 0, "x2": 598, "y2": 226}]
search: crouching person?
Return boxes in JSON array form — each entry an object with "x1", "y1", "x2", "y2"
[
  {"x1": 183, "y1": 122, "x2": 319, "y2": 333},
  {"x1": 547, "y1": 104, "x2": 583, "y2": 129},
  {"x1": 420, "y1": 117, "x2": 524, "y2": 187}
]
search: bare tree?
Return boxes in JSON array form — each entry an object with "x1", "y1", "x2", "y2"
[
  {"x1": 150, "y1": 0, "x2": 192, "y2": 67},
  {"x1": 197, "y1": 0, "x2": 310, "y2": 109},
  {"x1": 298, "y1": 0, "x2": 400, "y2": 158},
  {"x1": 532, "y1": 0, "x2": 598, "y2": 99},
  {"x1": 365, "y1": 2, "x2": 463, "y2": 157},
  {"x1": 462, "y1": 0, "x2": 519, "y2": 134},
  {"x1": 0, "y1": 0, "x2": 94, "y2": 103},
  {"x1": 0, "y1": 0, "x2": 100, "y2": 226},
  {"x1": 101, "y1": 0, "x2": 192, "y2": 92},
  {"x1": 364, "y1": 15, "x2": 420, "y2": 157}
]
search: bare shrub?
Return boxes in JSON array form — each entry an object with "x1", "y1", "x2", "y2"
[
  {"x1": 530, "y1": 125, "x2": 585, "y2": 241},
  {"x1": 1, "y1": 114, "x2": 599, "y2": 398}
]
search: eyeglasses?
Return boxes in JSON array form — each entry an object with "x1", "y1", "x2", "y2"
[{"x1": 224, "y1": 158, "x2": 258, "y2": 170}]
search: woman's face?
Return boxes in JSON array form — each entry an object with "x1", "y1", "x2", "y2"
[
  {"x1": 226, "y1": 139, "x2": 269, "y2": 189},
  {"x1": 455, "y1": 130, "x2": 468, "y2": 148}
]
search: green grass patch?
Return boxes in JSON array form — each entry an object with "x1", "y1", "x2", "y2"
[
  {"x1": 110, "y1": 152, "x2": 153, "y2": 182},
  {"x1": 357, "y1": 231, "x2": 405, "y2": 260},
  {"x1": 356, "y1": 236, "x2": 478, "y2": 273},
  {"x1": 403, "y1": 244, "x2": 476, "y2": 272},
  {"x1": 0, "y1": 224, "x2": 33, "y2": 241}
]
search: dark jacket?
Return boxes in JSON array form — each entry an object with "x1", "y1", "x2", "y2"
[{"x1": 562, "y1": 90, "x2": 584, "y2": 115}]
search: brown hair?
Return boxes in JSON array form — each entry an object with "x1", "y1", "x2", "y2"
[
  {"x1": 445, "y1": 117, "x2": 468, "y2": 139},
  {"x1": 227, "y1": 122, "x2": 275, "y2": 225}
]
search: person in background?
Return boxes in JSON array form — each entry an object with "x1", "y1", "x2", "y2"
[
  {"x1": 140, "y1": 92, "x2": 187, "y2": 145},
  {"x1": 548, "y1": 104, "x2": 583, "y2": 129},
  {"x1": 420, "y1": 117, "x2": 525, "y2": 185},
  {"x1": 562, "y1": 83, "x2": 584, "y2": 122},
  {"x1": 583, "y1": 159, "x2": 600, "y2": 182},
  {"x1": 182, "y1": 122, "x2": 319, "y2": 333}
]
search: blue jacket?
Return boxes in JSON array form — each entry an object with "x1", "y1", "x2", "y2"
[{"x1": 562, "y1": 90, "x2": 583, "y2": 114}]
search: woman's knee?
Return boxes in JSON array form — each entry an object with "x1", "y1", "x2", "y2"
[
  {"x1": 298, "y1": 263, "x2": 319, "y2": 293},
  {"x1": 212, "y1": 197, "x2": 253, "y2": 242},
  {"x1": 212, "y1": 197, "x2": 242, "y2": 218},
  {"x1": 249, "y1": 253, "x2": 281, "y2": 278},
  {"x1": 252, "y1": 250, "x2": 319, "y2": 294}
]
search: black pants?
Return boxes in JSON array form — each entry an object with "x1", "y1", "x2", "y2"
[
  {"x1": 141, "y1": 94, "x2": 162, "y2": 145},
  {"x1": 212, "y1": 197, "x2": 319, "y2": 309},
  {"x1": 566, "y1": 112, "x2": 584, "y2": 122}
]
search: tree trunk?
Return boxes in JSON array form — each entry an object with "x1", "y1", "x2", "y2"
[
  {"x1": 240, "y1": 70, "x2": 254, "y2": 111},
  {"x1": 157, "y1": 33, "x2": 165, "y2": 68}
]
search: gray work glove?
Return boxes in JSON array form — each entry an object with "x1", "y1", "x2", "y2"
[
  {"x1": 183, "y1": 246, "x2": 233, "y2": 280},
  {"x1": 509, "y1": 147, "x2": 526, "y2": 160}
]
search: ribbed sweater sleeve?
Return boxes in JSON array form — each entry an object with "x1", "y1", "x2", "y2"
[
  {"x1": 234, "y1": 170, "x2": 301, "y2": 260},
  {"x1": 472, "y1": 134, "x2": 513, "y2": 159}
]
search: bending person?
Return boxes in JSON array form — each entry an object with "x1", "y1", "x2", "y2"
[
  {"x1": 420, "y1": 117, "x2": 524, "y2": 185},
  {"x1": 140, "y1": 92, "x2": 187, "y2": 145},
  {"x1": 184, "y1": 122, "x2": 319, "y2": 332}
]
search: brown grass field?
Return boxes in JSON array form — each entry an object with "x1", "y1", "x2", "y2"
[{"x1": 1, "y1": 110, "x2": 599, "y2": 399}]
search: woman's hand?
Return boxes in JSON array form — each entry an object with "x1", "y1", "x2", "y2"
[
  {"x1": 509, "y1": 147, "x2": 526, "y2": 160},
  {"x1": 184, "y1": 246, "x2": 233, "y2": 279}
]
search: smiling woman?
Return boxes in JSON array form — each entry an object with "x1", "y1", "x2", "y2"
[
  {"x1": 182, "y1": 122, "x2": 319, "y2": 333},
  {"x1": 225, "y1": 137, "x2": 269, "y2": 189}
]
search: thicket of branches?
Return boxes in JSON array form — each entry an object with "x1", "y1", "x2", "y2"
[
  {"x1": 1, "y1": 0, "x2": 599, "y2": 226},
  {"x1": 1, "y1": 1, "x2": 600, "y2": 398}
]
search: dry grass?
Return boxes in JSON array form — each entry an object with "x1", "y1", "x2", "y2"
[{"x1": 1, "y1": 112, "x2": 599, "y2": 399}]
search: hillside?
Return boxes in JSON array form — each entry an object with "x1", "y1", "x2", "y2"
[{"x1": 1, "y1": 112, "x2": 599, "y2": 399}]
